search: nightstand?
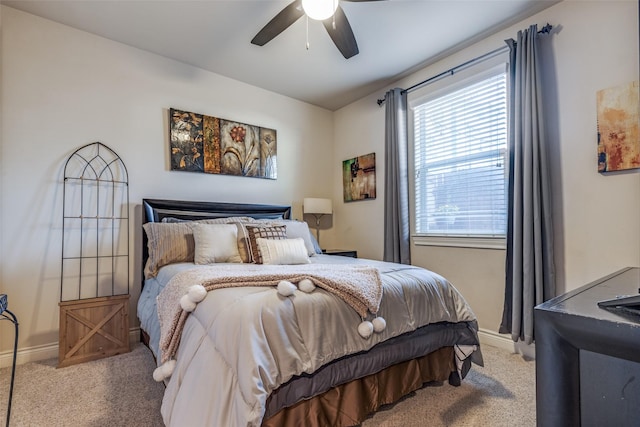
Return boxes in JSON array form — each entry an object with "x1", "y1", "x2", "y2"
[{"x1": 322, "y1": 249, "x2": 358, "y2": 258}]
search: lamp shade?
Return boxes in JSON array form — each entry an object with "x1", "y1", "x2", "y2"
[
  {"x1": 301, "y1": 0, "x2": 338, "y2": 21},
  {"x1": 303, "y1": 198, "x2": 333, "y2": 214}
]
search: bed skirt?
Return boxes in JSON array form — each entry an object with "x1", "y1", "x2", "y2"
[{"x1": 262, "y1": 346, "x2": 455, "y2": 427}]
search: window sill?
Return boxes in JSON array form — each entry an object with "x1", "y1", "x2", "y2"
[{"x1": 412, "y1": 235, "x2": 506, "y2": 250}]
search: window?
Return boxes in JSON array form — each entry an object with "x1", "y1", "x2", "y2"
[{"x1": 412, "y1": 68, "x2": 507, "y2": 247}]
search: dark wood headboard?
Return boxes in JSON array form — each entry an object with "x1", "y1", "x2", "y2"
[
  {"x1": 141, "y1": 199, "x2": 292, "y2": 285},
  {"x1": 142, "y1": 199, "x2": 291, "y2": 224}
]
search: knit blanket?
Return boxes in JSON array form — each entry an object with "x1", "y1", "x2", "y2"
[{"x1": 156, "y1": 263, "x2": 383, "y2": 364}]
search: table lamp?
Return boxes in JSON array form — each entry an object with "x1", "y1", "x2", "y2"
[{"x1": 303, "y1": 198, "x2": 333, "y2": 247}]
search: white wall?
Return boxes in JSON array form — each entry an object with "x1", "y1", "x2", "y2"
[
  {"x1": 0, "y1": 6, "x2": 334, "y2": 357},
  {"x1": 333, "y1": 1, "x2": 640, "y2": 335}
]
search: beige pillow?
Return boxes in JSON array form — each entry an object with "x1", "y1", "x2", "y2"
[
  {"x1": 254, "y1": 219, "x2": 317, "y2": 256},
  {"x1": 143, "y1": 222, "x2": 195, "y2": 279},
  {"x1": 245, "y1": 225, "x2": 287, "y2": 264},
  {"x1": 144, "y1": 218, "x2": 254, "y2": 277},
  {"x1": 279, "y1": 220, "x2": 316, "y2": 256},
  {"x1": 192, "y1": 223, "x2": 242, "y2": 264},
  {"x1": 234, "y1": 222, "x2": 280, "y2": 263},
  {"x1": 256, "y1": 238, "x2": 311, "y2": 265},
  {"x1": 233, "y1": 222, "x2": 266, "y2": 263}
]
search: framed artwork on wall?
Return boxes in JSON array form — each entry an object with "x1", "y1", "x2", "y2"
[
  {"x1": 169, "y1": 108, "x2": 277, "y2": 179},
  {"x1": 342, "y1": 152, "x2": 376, "y2": 202},
  {"x1": 596, "y1": 80, "x2": 639, "y2": 172}
]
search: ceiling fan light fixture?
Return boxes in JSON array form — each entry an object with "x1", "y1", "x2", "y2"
[{"x1": 302, "y1": 0, "x2": 338, "y2": 21}]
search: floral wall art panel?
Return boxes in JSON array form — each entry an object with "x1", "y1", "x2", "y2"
[
  {"x1": 170, "y1": 108, "x2": 277, "y2": 179},
  {"x1": 260, "y1": 128, "x2": 278, "y2": 179},
  {"x1": 170, "y1": 109, "x2": 205, "y2": 172},
  {"x1": 219, "y1": 120, "x2": 261, "y2": 177},
  {"x1": 342, "y1": 152, "x2": 376, "y2": 202},
  {"x1": 596, "y1": 81, "x2": 639, "y2": 172}
]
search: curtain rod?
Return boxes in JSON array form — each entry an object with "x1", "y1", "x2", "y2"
[{"x1": 376, "y1": 23, "x2": 553, "y2": 106}]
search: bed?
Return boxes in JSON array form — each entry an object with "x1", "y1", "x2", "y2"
[{"x1": 138, "y1": 198, "x2": 483, "y2": 427}]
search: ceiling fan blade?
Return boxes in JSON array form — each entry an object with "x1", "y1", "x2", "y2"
[
  {"x1": 251, "y1": 0, "x2": 304, "y2": 46},
  {"x1": 322, "y1": 5, "x2": 359, "y2": 59}
]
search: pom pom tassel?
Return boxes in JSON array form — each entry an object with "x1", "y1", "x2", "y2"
[
  {"x1": 153, "y1": 359, "x2": 176, "y2": 382},
  {"x1": 358, "y1": 316, "x2": 386, "y2": 338},
  {"x1": 358, "y1": 320, "x2": 374, "y2": 338},
  {"x1": 277, "y1": 280, "x2": 297, "y2": 297},
  {"x1": 298, "y1": 278, "x2": 316, "y2": 293},
  {"x1": 180, "y1": 294, "x2": 197, "y2": 312},
  {"x1": 152, "y1": 366, "x2": 164, "y2": 382},
  {"x1": 188, "y1": 284, "x2": 207, "y2": 303},
  {"x1": 372, "y1": 316, "x2": 386, "y2": 333},
  {"x1": 180, "y1": 285, "x2": 208, "y2": 312}
]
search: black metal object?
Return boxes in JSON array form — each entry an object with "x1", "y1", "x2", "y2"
[
  {"x1": 0, "y1": 294, "x2": 18, "y2": 427},
  {"x1": 376, "y1": 23, "x2": 554, "y2": 106},
  {"x1": 322, "y1": 249, "x2": 357, "y2": 258},
  {"x1": 61, "y1": 142, "x2": 130, "y2": 301},
  {"x1": 142, "y1": 198, "x2": 291, "y2": 224},
  {"x1": 535, "y1": 268, "x2": 640, "y2": 426}
]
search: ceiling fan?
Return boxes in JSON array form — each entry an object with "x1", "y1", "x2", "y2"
[{"x1": 251, "y1": 0, "x2": 386, "y2": 59}]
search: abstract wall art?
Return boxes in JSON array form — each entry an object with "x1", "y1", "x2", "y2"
[
  {"x1": 597, "y1": 81, "x2": 639, "y2": 172},
  {"x1": 169, "y1": 108, "x2": 277, "y2": 179},
  {"x1": 342, "y1": 152, "x2": 376, "y2": 202}
]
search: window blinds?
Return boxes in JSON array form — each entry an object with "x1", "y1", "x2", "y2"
[{"x1": 413, "y1": 71, "x2": 507, "y2": 237}]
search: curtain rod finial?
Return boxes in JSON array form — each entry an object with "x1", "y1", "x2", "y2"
[{"x1": 539, "y1": 23, "x2": 553, "y2": 34}]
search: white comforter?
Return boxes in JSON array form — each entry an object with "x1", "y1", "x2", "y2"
[{"x1": 156, "y1": 256, "x2": 477, "y2": 427}]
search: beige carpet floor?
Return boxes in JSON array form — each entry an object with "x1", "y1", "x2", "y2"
[{"x1": 0, "y1": 342, "x2": 535, "y2": 427}]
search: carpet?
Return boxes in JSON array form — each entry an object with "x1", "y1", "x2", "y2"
[{"x1": 0, "y1": 343, "x2": 535, "y2": 426}]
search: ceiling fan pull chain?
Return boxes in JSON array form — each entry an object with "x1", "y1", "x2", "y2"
[{"x1": 332, "y1": 0, "x2": 337, "y2": 30}]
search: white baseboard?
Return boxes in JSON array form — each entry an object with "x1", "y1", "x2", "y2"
[
  {"x1": 0, "y1": 327, "x2": 141, "y2": 369},
  {"x1": 3, "y1": 327, "x2": 529, "y2": 368},
  {"x1": 0, "y1": 342, "x2": 58, "y2": 368},
  {"x1": 478, "y1": 328, "x2": 536, "y2": 360}
]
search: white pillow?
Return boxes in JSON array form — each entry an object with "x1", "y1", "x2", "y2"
[
  {"x1": 192, "y1": 223, "x2": 242, "y2": 264},
  {"x1": 256, "y1": 238, "x2": 311, "y2": 265},
  {"x1": 264, "y1": 220, "x2": 316, "y2": 256},
  {"x1": 252, "y1": 219, "x2": 317, "y2": 256}
]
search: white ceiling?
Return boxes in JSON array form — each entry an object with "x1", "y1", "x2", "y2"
[{"x1": 2, "y1": 0, "x2": 560, "y2": 110}]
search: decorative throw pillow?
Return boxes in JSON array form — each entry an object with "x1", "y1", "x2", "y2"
[
  {"x1": 143, "y1": 222, "x2": 195, "y2": 279},
  {"x1": 256, "y1": 238, "x2": 311, "y2": 265},
  {"x1": 270, "y1": 220, "x2": 317, "y2": 256},
  {"x1": 245, "y1": 225, "x2": 287, "y2": 264},
  {"x1": 192, "y1": 223, "x2": 242, "y2": 264},
  {"x1": 234, "y1": 222, "x2": 272, "y2": 263}
]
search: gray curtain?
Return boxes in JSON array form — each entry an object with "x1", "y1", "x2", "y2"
[
  {"x1": 383, "y1": 88, "x2": 411, "y2": 264},
  {"x1": 500, "y1": 25, "x2": 555, "y2": 344}
]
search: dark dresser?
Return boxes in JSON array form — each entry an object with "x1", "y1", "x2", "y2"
[{"x1": 535, "y1": 267, "x2": 640, "y2": 427}]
